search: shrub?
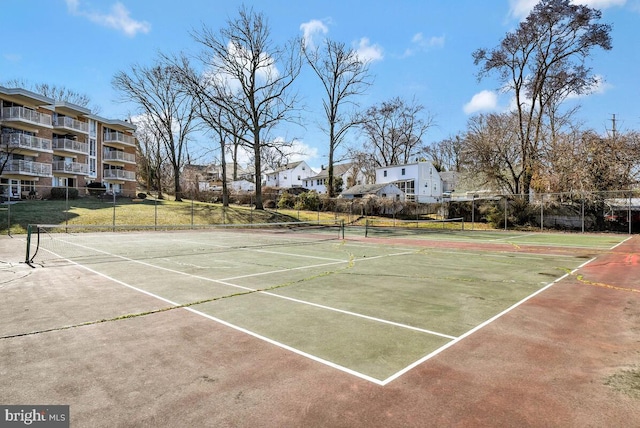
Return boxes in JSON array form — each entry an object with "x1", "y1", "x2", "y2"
[
  {"x1": 277, "y1": 191, "x2": 296, "y2": 209},
  {"x1": 294, "y1": 191, "x2": 320, "y2": 211},
  {"x1": 87, "y1": 181, "x2": 106, "y2": 196},
  {"x1": 50, "y1": 187, "x2": 79, "y2": 200},
  {"x1": 137, "y1": 192, "x2": 147, "y2": 199}
]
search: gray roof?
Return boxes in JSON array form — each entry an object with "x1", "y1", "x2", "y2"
[
  {"x1": 341, "y1": 183, "x2": 396, "y2": 196},
  {"x1": 307, "y1": 163, "x2": 354, "y2": 180}
]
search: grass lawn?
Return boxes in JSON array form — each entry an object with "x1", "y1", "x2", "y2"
[{"x1": 0, "y1": 196, "x2": 299, "y2": 235}]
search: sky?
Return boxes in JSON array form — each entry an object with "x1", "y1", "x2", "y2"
[{"x1": 2, "y1": 0, "x2": 639, "y2": 170}]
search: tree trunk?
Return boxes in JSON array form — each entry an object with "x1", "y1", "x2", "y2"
[
  {"x1": 253, "y1": 140, "x2": 263, "y2": 210},
  {"x1": 221, "y1": 155, "x2": 229, "y2": 207}
]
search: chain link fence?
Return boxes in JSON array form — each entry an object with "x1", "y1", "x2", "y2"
[{"x1": 2, "y1": 184, "x2": 639, "y2": 234}]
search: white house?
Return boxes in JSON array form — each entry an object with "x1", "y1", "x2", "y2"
[
  {"x1": 376, "y1": 161, "x2": 443, "y2": 203},
  {"x1": 302, "y1": 162, "x2": 366, "y2": 194},
  {"x1": 264, "y1": 161, "x2": 315, "y2": 189},
  {"x1": 230, "y1": 179, "x2": 255, "y2": 192}
]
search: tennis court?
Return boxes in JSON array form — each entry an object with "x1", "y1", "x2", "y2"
[
  {"x1": 2, "y1": 224, "x2": 639, "y2": 426},
  {"x1": 19, "y1": 224, "x2": 627, "y2": 383}
]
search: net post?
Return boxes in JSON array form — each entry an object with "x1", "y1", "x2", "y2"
[
  {"x1": 340, "y1": 219, "x2": 344, "y2": 240},
  {"x1": 365, "y1": 218, "x2": 369, "y2": 237},
  {"x1": 25, "y1": 224, "x2": 32, "y2": 263}
]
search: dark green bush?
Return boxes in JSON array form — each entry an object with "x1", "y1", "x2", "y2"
[
  {"x1": 87, "y1": 181, "x2": 106, "y2": 196},
  {"x1": 294, "y1": 191, "x2": 320, "y2": 211},
  {"x1": 50, "y1": 187, "x2": 79, "y2": 200},
  {"x1": 277, "y1": 191, "x2": 296, "y2": 209}
]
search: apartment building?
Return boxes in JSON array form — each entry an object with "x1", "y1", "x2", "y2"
[{"x1": 0, "y1": 86, "x2": 137, "y2": 199}]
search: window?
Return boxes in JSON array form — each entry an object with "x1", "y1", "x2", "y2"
[
  {"x1": 383, "y1": 170, "x2": 387, "y2": 177},
  {"x1": 401, "y1": 168, "x2": 405, "y2": 175}
]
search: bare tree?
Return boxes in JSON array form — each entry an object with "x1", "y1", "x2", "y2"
[
  {"x1": 134, "y1": 114, "x2": 167, "y2": 197},
  {"x1": 424, "y1": 135, "x2": 466, "y2": 172},
  {"x1": 3, "y1": 78, "x2": 100, "y2": 112},
  {"x1": 113, "y1": 58, "x2": 198, "y2": 201},
  {"x1": 189, "y1": 6, "x2": 303, "y2": 209},
  {"x1": 198, "y1": 104, "x2": 237, "y2": 206},
  {"x1": 472, "y1": 0, "x2": 612, "y2": 196},
  {"x1": 359, "y1": 97, "x2": 434, "y2": 167},
  {"x1": 304, "y1": 39, "x2": 372, "y2": 196},
  {"x1": 463, "y1": 112, "x2": 522, "y2": 194}
]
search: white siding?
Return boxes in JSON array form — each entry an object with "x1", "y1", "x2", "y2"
[{"x1": 376, "y1": 161, "x2": 443, "y2": 203}]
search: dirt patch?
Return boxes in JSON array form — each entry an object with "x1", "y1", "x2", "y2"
[{"x1": 605, "y1": 367, "x2": 640, "y2": 399}]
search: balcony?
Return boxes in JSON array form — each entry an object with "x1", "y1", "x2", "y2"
[
  {"x1": 52, "y1": 137, "x2": 89, "y2": 155},
  {"x1": 1, "y1": 134, "x2": 52, "y2": 154},
  {"x1": 0, "y1": 106, "x2": 52, "y2": 131},
  {"x1": 3, "y1": 160, "x2": 52, "y2": 177},
  {"x1": 53, "y1": 116, "x2": 89, "y2": 135},
  {"x1": 103, "y1": 169, "x2": 136, "y2": 181},
  {"x1": 52, "y1": 160, "x2": 89, "y2": 175},
  {"x1": 103, "y1": 131, "x2": 135, "y2": 148},
  {"x1": 102, "y1": 150, "x2": 135, "y2": 164}
]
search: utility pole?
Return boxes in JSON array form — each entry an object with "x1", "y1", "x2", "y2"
[{"x1": 611, "y1": 114, "x2": 617, "y2": 139}]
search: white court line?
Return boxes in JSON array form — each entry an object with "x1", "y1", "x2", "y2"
[
  {"x1": 379, "y1": 256, "x2": 598, "y2": 386},
  {"x1": 168, "y1": 237, "x2": 347, "y2": 262},
  {"x1": 37, "y1": 245, "x2": 386, "y2": 385},
  {"x1": 610, "y1": 235, "x2": 633, "y2": 250},
  {"x1": 490, "y1": 233, "x2": 534, "y2": 242},
  {"x1": 44, "y1": 239, "x2": 454, "y2": 341}
]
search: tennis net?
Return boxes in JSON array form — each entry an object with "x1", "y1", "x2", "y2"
[
  {"x1": 25, "y1": 220, "x2": 345, "y2": 266},
  {"x1": 363, "y1": 217, "x2": 465, "y2": 237}
]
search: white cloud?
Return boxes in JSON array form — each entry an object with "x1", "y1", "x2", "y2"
[
  {"x1": 289, "y1": 140, "x2": 320, "y2": 164},
  {"x1": 300, "y1": 19, "x2": 329, "y2": 50},
  {"x1": 65, "y1": 0, "x2": 151, "y2": 37},
  {"x1": 354, "y1": 38, "x2": 383, "y2": 63},
  {"x1": 509, "y1": 0, "x2": 626, "y2": 20},
  {"x1": 403, "y1": 33, "x2": 445, "y2": 57},
  {"x1": 3, "y1": 53, "x2": 22, "y2": 63},
  {"x1": 463, "y1": 90, "x2": 499, "y2": 114}
]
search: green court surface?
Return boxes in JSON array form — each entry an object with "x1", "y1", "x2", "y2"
[{"x1": 29, "y1": 227, "x2": 626, "y2": 384}]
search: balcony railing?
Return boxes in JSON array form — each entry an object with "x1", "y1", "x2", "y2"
[
  {"x1": 52, "y1": 137, "x2": 89, "y2": 154},
  {"x1": 1, "y1": 134, "x2": 52, "y2": 152},
  {"x1": 1, "y1": 107, "x2": 52, "y2": 127},
  {"x1": 103, "y1": 169, "x2": 136, "y2": 181},
  {"x1": 103, "y1": 150, "x2": 135, "y2": 163},
  {"x1": 3, "y1": 160, "x2": 52, "y2": 177},
  {"x1": 52, "y1": 160, "x2": 89, "y2": 175},
  {"x1": 103, "y1": 131, "x2": 135, "y2": 147},
  {"x1": 53, "y1": 116, "x2": 89, "y2": 134}
]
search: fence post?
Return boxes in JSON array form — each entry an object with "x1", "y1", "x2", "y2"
[
  {"x1": 112, "y1": 191, "x2": 116, "y2": 232},
  {"x1": 504, "y1": 197, "x2": 508, "y2": 231},
  {"x1": 581, "y1": 197, "x2": 585, "y2": 233},
  {"x1": 629, "y1": 192, "x2": 632, "y2": 235},
  {"x1": 540, "y1": 193, "x2": 544, "y2": 232},
  {"x1": 66, "y1": 185, "x2": 70, "y2": 232},
  {"x1": 191, "y1": 198, "x2": 194, "y2": 229},
  {"x1": 471, "y1": 194, "x2": 475, "y2": 231},
  {"x1": 4, "y1": 184, "x2": 10, "y2": 235},
  {"x1": 154, "y1": 197, "x2": 158, "y2": 231}
]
